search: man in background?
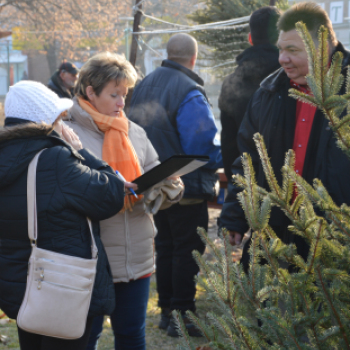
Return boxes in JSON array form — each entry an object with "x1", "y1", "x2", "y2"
[
  {"x1": 219, "y1": 6, "x2": 281, "y2": 180},
  {"x1": 128, "y1": 33, "x2": 222, "y2": 338},
  {"x1": 48, "y1": 61, "x2": 79, "y2": 99}
]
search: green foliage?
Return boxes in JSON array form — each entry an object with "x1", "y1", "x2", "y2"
[
  {"x1": 175, "y1": 25, "x2": 350, "y2": 349},
  {"x1": 188, "y1": 0, "x2": 288, "y2": 76}
]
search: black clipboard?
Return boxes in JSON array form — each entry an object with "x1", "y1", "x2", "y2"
[{"x1": 132, "y1": 155, "x2": 209, "y2": 194}]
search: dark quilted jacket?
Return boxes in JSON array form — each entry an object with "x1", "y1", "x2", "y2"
[
  {"x1": 219, "y1": 42, "x2": 350, "y2": 267},
  {"x1": 0, "y1": 118, "x2": 125, "y2": 319}
]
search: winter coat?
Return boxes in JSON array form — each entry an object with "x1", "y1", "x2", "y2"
[
  {"x1": 48, "y1": 71, "x2": 74, "y2": 99},
  {"x1": 128, "y1": 59, "x2": 221, "y2": 201},
  {"x1": 0, "y1": 118, "x2": 125, "y2": 319},
  {"x1": 219, "y1": 44, "x2": 280, "y2": 179},
  {"x1": 219, "y1": 42, "x2": 350, "y2": 264},
  {"x1": 65, "y1": 98, "x2": 160, "y2": 282}
]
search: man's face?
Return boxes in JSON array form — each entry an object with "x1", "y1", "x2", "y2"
[
  {"x1": 277, "y1": 29, "x2": 309, "y2": 85},
  {"x1": 60, "y1": 71, "x2": 78, "y2": 89}
]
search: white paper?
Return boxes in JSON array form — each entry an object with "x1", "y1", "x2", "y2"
[{"x1": 170, "y1": 159, "x2": 208, "y2": 177}]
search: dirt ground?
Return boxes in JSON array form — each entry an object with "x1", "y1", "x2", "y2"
[
  {"x1": 0, "y1": 103, "x2": 4, "y2": 126},
  {"x1": 1, "y1": 208, "x2": 240, "y2": 349}
]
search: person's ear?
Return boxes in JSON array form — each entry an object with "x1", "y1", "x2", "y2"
[
  {"x1": 190, "y1": 54, "x2": 197, "y2": 68},
  {"x1": 327, "y1": 41, "x2": 334, "y2": 60},
  {"x1": 86, "y1": 86, "x2": 95, "y2": 101},
  {"x1": 248, "y1": 32, "x2": 253, "y2": 46}
]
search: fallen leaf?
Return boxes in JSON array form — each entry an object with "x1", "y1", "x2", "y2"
[
  {"x1": 0, "y1": 318, "x2": 9, "y2": 325},
  {"x1": 196, "y1": 346, "x2": 213, "y2": 350},
  {"x1": 0, "y1": 335, "x2": 8, "y2": 344}
]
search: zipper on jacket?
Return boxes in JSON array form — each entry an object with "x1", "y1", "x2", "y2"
[
  {"x1": 146, "y1": 213, "x2": 156, "y2": 271},
  {"x1": 124, "y1": 211, "x2": 135, "y2": 280}
]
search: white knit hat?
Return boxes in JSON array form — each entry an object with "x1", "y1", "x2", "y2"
[{"x1": 5, "y1": 80, "x2": 73, "y2": 124}]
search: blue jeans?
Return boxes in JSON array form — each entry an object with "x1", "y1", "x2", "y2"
[{"x1": 86, "y1": 277, "x2": 150, "y2": 350}]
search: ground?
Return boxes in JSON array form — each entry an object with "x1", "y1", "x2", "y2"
[
  {"x1": 0, "y1": 103, "x2": 4, "y2": 126},
  {"x1": 1, "y1": 208, "x2": 238, "y2": 350}
]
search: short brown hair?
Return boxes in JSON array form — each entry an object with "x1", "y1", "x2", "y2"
[
  {"x1": 75, "y1": 52, "x2": 137, "y2": 99},
  {"x1": 277, "y1": 2, "x2": 337, "y2": 47}
]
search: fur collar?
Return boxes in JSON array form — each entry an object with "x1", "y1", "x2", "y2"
[
  {"x1": 0, "y1": 119, "x2": 84, "y2": 161},
  {"x1": 0, "y1": 122, "x2": 53, "y2": 143}
]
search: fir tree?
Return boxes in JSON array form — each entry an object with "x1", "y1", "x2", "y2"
[
  {"x1": 174, "y1": 23, "x2": 350, "y2": 350},
  {"x1": 188, "y1": 0, "x2": 288, "y2": 76}
]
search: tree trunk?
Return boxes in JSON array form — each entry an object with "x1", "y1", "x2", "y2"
[
  {"x1": 129, "y1": 0, "x2": 143, "y2": 66},
  {"x1": 125, "y1": 0, "x2": 143, "y2": 113},
  {"x1": 45, "y1": 41, "x2": 58, "y2": 76}
]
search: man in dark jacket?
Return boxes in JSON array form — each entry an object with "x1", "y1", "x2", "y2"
[
  {"x1": 219, "y1": 2, "x2": 350, "y2": 270},
  {"x1": 128, "y1": 33, "x2": 223, "y2": 337},
  {"x1": 219, "y1": 6, "x2": 281, "y2": 180},
  {"x1": 47, "y1": 61, "x2": 79, "y2": 98}
]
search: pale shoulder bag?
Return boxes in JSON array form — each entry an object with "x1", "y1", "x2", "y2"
[{"x1": 17, "y1": 149, "x2": 98, "y2": 339}]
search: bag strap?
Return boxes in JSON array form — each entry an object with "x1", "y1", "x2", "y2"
[{"x1": 27, "y1": 149, "x2": 98, "y2": 259}]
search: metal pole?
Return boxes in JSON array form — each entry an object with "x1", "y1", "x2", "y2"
[
  {"x1": 7, "y1": 40, "x2": 10, "y2": 91},
  {"x1": 120, "y1": 17, "x2": 133, "y2": 61},
  {"x1": 125, "y1": 25, "x2": 130, "y2": 60}
]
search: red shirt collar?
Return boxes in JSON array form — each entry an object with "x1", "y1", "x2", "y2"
[{"x1": 289, "y1": 80, "x2": 311, "y2": 94}]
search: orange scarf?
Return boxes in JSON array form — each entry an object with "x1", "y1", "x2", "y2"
[{"x1": 78, "y1": 97, "x2": 142, "y2": 211}]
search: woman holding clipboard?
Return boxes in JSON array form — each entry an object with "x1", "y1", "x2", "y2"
[{"x1": 65, "y1": 52, "x2": 183, "y2": 350}]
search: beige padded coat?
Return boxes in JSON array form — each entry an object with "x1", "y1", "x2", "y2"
[{"x1": 65, "y1": 97, "x2": 160, "y2": 282}]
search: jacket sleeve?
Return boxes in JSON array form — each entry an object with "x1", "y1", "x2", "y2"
[
  {"x1": 220, "y1": 109, "x2": 240, "y2": 181},
  {"x1": 53, "y1": 146, "x2": 125, "y2": 221},
  {"x1": 218, "y1": 90, "x2": 262, "y2": 234},
  {"x1": 219, "y1": 69, "x2": 255, "y2": 180},
  {"x1": 176, "y1": 90, "x2": 223, "y2": 169}
]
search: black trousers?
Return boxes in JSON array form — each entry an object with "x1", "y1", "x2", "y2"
[
  {"x1": 17, "y1": 317, "x2": 93, "y2": 350},
  {"x1": 154, "y1": 201, "x2": 208, "y2": 312}
]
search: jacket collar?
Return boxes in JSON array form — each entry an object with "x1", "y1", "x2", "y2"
[
  {"x1": 67, "y1": 97, "x2": 131, "y2": 135},
  {"x1": 68, "y1": 97, "x2": 103, "y2": 135},
  {"x1": 50, "y1": 71, "x2": 73, "y2": 98},
  {"x1": 236, "y1": 43, "x2": 279, "y2": 64},
  {"x1": 161, "y1": 59, "x2": 204, "y2": 86},
  {"x1": 260, "y1": 41, "x2": 350, "y2": 93},
  {"x1": 1, "y1": 117, "x2": 84, "y2": 160}
]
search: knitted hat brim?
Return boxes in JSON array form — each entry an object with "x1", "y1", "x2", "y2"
[{"x1": 56, "y1": 98, "x2": 74, "y2": 117}]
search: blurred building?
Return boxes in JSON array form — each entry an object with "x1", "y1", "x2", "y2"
[
  {"x1": 291, "y1": 0, "x2": 350, "y2": 48},
  {"x1": 0, "y1": 33, "x2": 28, "y2": 96}
]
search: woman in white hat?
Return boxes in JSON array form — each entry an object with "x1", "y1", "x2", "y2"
[{"x1": 0, "y1": 80, "x2": 128, "y2": 350}]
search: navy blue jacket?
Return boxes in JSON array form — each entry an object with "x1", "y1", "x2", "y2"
[
  {"x1": 0, "y1": 118, "x2": 125, "y2": 319},
  {"x1": 128, "y1": 59, "x2": 220, "y2": 200}
]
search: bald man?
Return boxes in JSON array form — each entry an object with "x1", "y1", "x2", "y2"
[{"x1": 128, "y1": 33, "x2": 223, "y2": 338}]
